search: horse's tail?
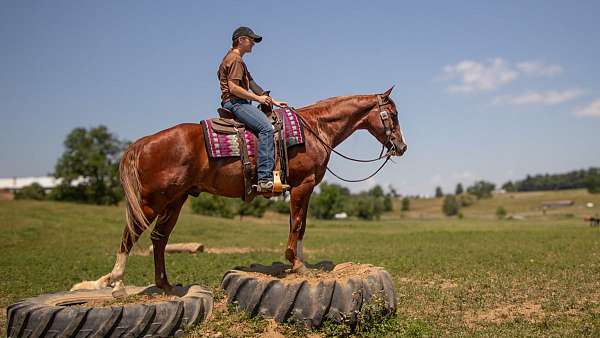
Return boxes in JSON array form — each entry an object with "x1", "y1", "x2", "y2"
[{"x1": 120, "y1": 142, "x2": 150, "y2": 244}]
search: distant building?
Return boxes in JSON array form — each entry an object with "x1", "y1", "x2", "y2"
[
  {"x1": 0, "y1": 176, "x2": 86, "y2": 193},
  {"x1": 0, "y1": 176, "x2": 60, "y2": 192}
]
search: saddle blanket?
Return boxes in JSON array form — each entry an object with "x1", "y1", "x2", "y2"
[{"x1": 202, "y1": 108, "x2": 305, "y2": 158}]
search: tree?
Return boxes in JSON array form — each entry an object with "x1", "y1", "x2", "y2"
[
  {"x1": 455, "y1": 183, "x2": 464, "y2": 195},
  {"x1": 50, "y1": 126, "x2": 127, "y2": 205},
  {"x1": 387, "y1": 184, "x2": 400, "y2": 198},
  {"x1": 14, "y1": 183, "x2": 46, "y2": 200},
  {"x1": 435, "y1": 186, "x2": 444, "y2": 198},
  {"x1": 442, "y1": 195, "x2": 460, "y2": 216},
  {"x1": 401, "y1": 197, "x2": 410, "y2": 211},
  {"x1": 350, "y1": 193, "x2": 384, "y2": 220},
  {"x1": 467, "y1": 180, "x2": 496, "y2": 199},
  {"x1": 502, "y1": 181, "x2": 516, "y2": 192},
  {"x1": 585, "y1": 175, "x2": 600, "y2": 194},
  {"x1": 310, "y1": 182, "x2": 350, "y2": 219}
]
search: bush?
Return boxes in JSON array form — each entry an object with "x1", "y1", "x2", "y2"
[
  {"x1": 442, "y1": 195, "x2": 460, "y2": 216},
  {"x1": 14, "y1": 183, "x2": 46, "y2": 200},
  {"x1": 496, "y1": 206, "x2": 507, "y2": 219},
  {"x1": 270, "y1": 198, "x2": 290, "y2": 214},
  {"x1": 457, "y1": 193, "x2": 477, "y2": 207},
  {"x1": 190, "y1": 194, "x2": 237, "y2": 218},
  {"x1": 238, "y1": 198, "x2": 272, "y2": 219},
  {"x1": 401, "y1": 197, "x2": 410, "y2": 211}
]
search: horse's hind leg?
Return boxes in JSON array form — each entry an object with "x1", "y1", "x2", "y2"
[
  {"x1": 70, "y1": 205, "x2": 156, "y2": 297},
  {"x1": 151, "y1": 195, "x2": 187, "y2": 294}
]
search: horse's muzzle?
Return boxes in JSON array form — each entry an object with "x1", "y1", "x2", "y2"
[{"x1": 389, "y1": 139, "x2": 407, "y2": 157}]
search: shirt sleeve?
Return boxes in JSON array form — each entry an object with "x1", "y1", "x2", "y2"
[{"x1": 228, "y1": 60, "x2": 245, "y2": 81}]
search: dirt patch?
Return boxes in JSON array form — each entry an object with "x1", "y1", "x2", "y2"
[
  {"x1": 464, "y1": 301, "x2": 544, "y2": 327},
  {"x1": 244, "y1": 262, "x2": 380, "y2": 284},
  {"x1": 439, "y1": 279, "x2": 458, "y2": 290},
  {"x1": 73, "y1": 294, "x2": 177, "y2": 308},
  {"x1": 206, "y1": 247, "x2": 274, "y2": 254}
]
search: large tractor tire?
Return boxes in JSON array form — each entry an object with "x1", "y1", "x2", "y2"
[
  {"x1": 221, "y1": 261, "x2": 396, "y2": 328},
  {"x1": 6, "y1": 284, "x2": 213, "y2": 338}
]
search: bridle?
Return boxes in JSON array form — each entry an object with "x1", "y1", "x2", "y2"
[
  {"x1": 290, "y1": 94, "x2": 402, "y2": 182},
  {"x1": 377, "y1": 94, "x2": 401, "y2": 157}
]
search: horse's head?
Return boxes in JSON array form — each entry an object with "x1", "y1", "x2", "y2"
[{"x1": 361, "y1": 86, "x2": 407, "y2": 156}]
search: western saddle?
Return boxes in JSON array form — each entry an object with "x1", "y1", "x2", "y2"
[{"x1": 215, "y1": 100, "x2": 291, "y2": 202}]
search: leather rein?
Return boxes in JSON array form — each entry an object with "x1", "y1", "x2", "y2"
[{"x1": 290, "y1": 95, "x2": 398, "y2": 183}]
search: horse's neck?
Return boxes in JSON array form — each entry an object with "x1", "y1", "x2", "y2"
[{"x1": 302, "y1": 96, "x2": 376, "y2": 148}]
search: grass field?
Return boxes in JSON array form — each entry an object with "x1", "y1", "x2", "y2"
[{"x1": 2, "y1": 189, "x2": 600, "y2": 337}]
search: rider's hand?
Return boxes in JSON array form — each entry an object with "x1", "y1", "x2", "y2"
[
  {"x1": 257, "y1": 95, "x2": 272, "y2": 106},
  {"x1": 273, "y1": 100, "x2": 289, "y2": 108}
]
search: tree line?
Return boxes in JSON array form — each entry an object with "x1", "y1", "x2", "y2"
[
  {"x1": 190, "y1": 182, "x2": 396, "y2": 220},
  {"x1": 502, "y1": 168, "x2": 600, "y2": 194},
  {"x1": 14, "y1": 125, "x2": 397, "y2": 221}
]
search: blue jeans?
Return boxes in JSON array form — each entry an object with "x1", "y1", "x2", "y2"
[{"x1": 222, "y1": 98, "x2": 274, "y2": 182}]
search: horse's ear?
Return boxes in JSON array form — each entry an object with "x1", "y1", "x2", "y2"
[{"x1": 382, "y1": 86, "x2": 395, "y2": 98}]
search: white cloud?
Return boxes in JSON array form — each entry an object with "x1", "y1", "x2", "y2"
[
  {"x1": 574, "y1": 99, "x2": 600, "y2": 117},
  {"x1": 517, "y1": 61, "x2": 563, "y2": 76},
  {"x1": 493, "y1": 89, "x2": 584, "y2": 106},
  {"x1": 443, "y1": 58, "x2": 518, "y2": 93}
]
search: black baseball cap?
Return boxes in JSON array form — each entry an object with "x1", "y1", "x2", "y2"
[{"x1": 232, "y1": 26, "x2": 262, "y2": 43}]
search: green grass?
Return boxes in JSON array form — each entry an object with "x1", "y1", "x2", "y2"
[{"x1": 2, "y1": 190, "x2": 600, "y2": 337}]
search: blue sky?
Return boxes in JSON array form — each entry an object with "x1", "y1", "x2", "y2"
[{"x1": 1, "y1": 1, "x2": 599, "y2": 195}]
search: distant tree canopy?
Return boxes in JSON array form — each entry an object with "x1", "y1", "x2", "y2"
[
  {"x1": 50, "y1": 126, "x2": 128, "y2": 205},
  {"x1": 455, "y1": 183, "x2": 464, "y2": 195},
  {"x1": 435, "y1": 186, "x2": 443, "y2": 198},
  {"x1": 467, "y1": 180, "x2": 496, "y2": 199},
  {"x1": 310, "y1": 183, "x2": 395, "y2": 220},
  {"x1": 502, "y1": 167, "x2": 600, "y2": 193}
]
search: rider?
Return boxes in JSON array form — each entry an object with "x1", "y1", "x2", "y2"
[{"x1": 218, "y1": 26, "x2": 288, "y2": 192}]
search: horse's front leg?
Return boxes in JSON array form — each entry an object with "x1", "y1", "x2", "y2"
[{"x1": 286, "y1": 180, "x2": 314, "y2": 272}]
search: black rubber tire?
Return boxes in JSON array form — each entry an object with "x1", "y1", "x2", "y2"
[
  {"x1": 6, "y1": 284, "x2": 213, "y2": 338},
  {"x1": 221, "y1": 261, "x2": 396, "y2": 328}
]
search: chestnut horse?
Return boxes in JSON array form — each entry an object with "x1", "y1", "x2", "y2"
[{"x1": 74, "y1": 87, "x2": 407, "y2": 296}]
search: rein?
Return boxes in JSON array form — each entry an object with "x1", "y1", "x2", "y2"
[{"x1": 289, "y1": 95, "x2": 395, "y2": 182}]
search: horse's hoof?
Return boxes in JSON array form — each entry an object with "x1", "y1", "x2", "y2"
[
  {"x1": 292, "y1": 263, "x2": 309, "y2": 275},
  {"x1": 111, "y1": 280, "x2": 127, "y2": 298}
]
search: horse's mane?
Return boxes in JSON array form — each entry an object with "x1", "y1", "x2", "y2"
[{"x1": 297, "y1": 94, "x2": 374, "y2": 115}]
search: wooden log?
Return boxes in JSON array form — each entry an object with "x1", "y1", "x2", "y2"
[{"x1": 149, "y1": 242, "x2": 204, "y2": 254}]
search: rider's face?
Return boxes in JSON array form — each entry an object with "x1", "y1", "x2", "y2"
[{"x1": 239, "y1": 36, "x2": 255, "y2": 53}]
